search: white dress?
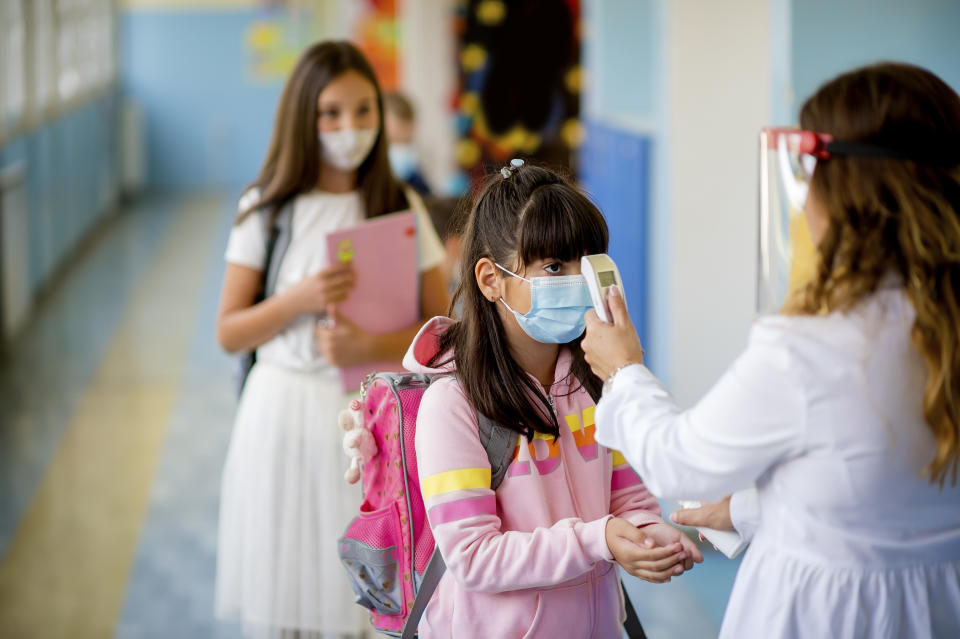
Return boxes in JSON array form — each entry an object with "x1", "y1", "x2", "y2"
[
  {"x1": 596, "y1": 283, "x2": 960, "y2": 639},
  {"x1": 216, "y1": 189, "x2": 444, "y2": 638}
]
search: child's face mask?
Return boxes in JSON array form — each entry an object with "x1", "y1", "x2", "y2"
[
  {"x1": 320, "y1": 127, "x2": 378, "y2": 171},
  {"x1": 388, "y1": 143, "x2": 418, "y2": 180},
  {"x1": 495, "y1": 264, "x2": 593, "y2": 344}
]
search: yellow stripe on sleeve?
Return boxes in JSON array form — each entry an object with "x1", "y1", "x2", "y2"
[
  {"x1": 421, "y1": 467, "x2": 492, "y2": 500},
  {"x1": 564, "y1": 413, "x2": 581, "y2": 432},
  {"x1": 611, "y1": 450, "x2": 628, "y2": 467}
]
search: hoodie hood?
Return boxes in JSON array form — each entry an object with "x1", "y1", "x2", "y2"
[{"x1": 403, "y1": 316, "x2": 455, "y2": 374}]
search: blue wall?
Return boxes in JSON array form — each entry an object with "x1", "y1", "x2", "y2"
[
  {"x1": 580, "y1": 122, "x2": 651, "y2": 350},
  {"x1": 120, "y1": 9, "x2": 284, "y2": 190},
  {"x1": 791, "y1": 0, "x2": 960, "y2": 112},
  {"x1": 0, "y1": 91, "x2": 120, "y2": 297},
  {"x1": 581, "y1": 0, "x2": 662, "y2": 374},
  {"x1": 590, "y1": 0, "x2": 657, "y2": 118}
]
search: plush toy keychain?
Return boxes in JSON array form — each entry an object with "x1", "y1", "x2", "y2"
[{"x1": 338, "y1": 399, "x2": 377, "y2": 483}]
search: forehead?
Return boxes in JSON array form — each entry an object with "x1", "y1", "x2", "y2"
[{"x1": 317, "y1": 70, "x2": 378, "y2": 105}]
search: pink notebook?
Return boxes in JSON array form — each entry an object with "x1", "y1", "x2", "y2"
[{"x1": 326, "y1": 210, "x2": 418, "y2": 392}]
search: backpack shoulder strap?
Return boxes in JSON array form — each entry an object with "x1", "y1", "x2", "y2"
[
  {"x1": 476, "y1": 412, "x2": 517, "y2": 491},
  {"x1": 262, "y1": 200, "x2": 294, "y2": 298},
  {"x1": 400, "y1": 548, "x2": 445, "y2": 639}
]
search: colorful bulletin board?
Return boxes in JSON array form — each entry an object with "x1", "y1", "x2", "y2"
[
  {"x1": 245, "y1": 0, "x2": 401, "y2": 87},
  {"x1": 451, "y1": 0, "x2": 583, "y2": 193}
]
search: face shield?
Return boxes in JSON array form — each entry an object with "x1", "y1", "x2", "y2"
[
  {"x1": 757, "y1": 126, "x2": 958, "y2": 312},
  {"x1": 757, "y1": 128, "x2": 833, "y2": 313}
]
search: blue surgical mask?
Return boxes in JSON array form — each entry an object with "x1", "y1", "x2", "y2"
[
  {"x1": 388, "y1": 143, "x2": 418, "y2": 180},
  {"x1": 495, "y1": 264, "x2": 593, "y2": 344}
]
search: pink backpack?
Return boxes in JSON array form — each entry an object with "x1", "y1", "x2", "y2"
[
  {"x1": 337, "y1": 372, "x2": 515, "y2": 638},
  {"x1": 338, "y1": 372, "x2": 647, "y2": 639}
]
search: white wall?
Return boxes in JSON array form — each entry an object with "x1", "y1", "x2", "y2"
[
  {"x1": 659, "y1": 0, "x2": 774, "y2": 406},
  {"x1": 401, "y1": 0, "x2": 457, "y2": 194},
  {"x1": 582, "y1": 0, "x2": 778, "y2": 401}
]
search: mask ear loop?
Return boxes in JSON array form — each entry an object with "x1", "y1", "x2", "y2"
[
  {"x1": 493, "y1": 263, "x2": 531, "y2": 316},
  {"x1": 494, "y1": 263, "x2": 531, "y2": 282}
]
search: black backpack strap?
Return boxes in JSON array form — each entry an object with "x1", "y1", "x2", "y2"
[
  {"x1": 235, "y1": 200, "x2": 295, "y2": 397},
  {"x1": 622, "y1": 578, "x2": 647, "y2": 639},
  {"x1": 476, "y1": 412, "x2": 517, "y2": 491},
  {"x1": 261, "y1": 199, "x2": 294, "y2": 298}
]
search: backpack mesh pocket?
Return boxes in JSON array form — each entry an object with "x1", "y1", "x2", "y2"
[{"x1": 338, "y1": 502, "x2": 404, "y2": 616}]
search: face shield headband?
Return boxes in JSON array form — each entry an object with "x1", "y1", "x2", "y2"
[{"x1": 763, "y1": 127, "x2": 960, "y2": 211}]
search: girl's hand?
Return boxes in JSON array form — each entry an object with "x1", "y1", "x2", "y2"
[
  {"x1": 315, "y1": 312, "x2": 374, "y2": 368},
  {"x1": 287, "y1": 263, "x2": 355, "y2": 315},
  {"x1": 605, "y1": 518, "x2": 691, "y2": 583},
  {"x1": 640, "y1": 522, "x2": 704, "y2": 572},
  {"x1": 670, "y1": 496, "x2": 734, "y2": 534},
  {"x1": 582, "y1": 288, "x2": 645, "y2": 381}
]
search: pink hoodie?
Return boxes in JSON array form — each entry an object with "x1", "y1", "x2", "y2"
[{"x1": 404, "y1": 318, "x2": 662, "y2": 638}]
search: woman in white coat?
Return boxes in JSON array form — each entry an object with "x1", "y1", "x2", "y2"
[{"x1": 582, "y1": 63, "x2": 960, "y2": 638}]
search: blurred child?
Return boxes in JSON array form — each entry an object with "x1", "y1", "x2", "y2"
[
  {"x1": 383, "y1": 91, "x2": 432, "y2": 196},
  {"x1": 214, "y1": 41, "x2": 448, "y2": 638},
  {"x1": 405, "y1": 162, "x2": 701, "y2": 637},
  {"x1": 423, "y1": 195, "x2": 466, "y2": 296}
]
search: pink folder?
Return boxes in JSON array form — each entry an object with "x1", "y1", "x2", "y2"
[{"x1": 326, "y1": 210, "x2": 418, "y2": 392}]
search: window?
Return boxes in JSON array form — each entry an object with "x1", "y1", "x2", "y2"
[
  {"x1": 31, "y1": 0, "x2": 57, "y2": 117},
  {"x1": 57, "y1": 0, "x2": 116, "y2": 102},
  {"x1": 0, "y1": 0, "x2": 116, "y2": 140},
  {"x1": 1, "y1": 0, "x2": 27, "y2": 130}
]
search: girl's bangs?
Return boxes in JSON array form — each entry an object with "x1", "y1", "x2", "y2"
[{"x1": 517, "y1": 187, "x2": 609, "y2": 265}]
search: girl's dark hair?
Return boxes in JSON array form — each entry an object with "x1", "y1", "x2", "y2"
[
  {"x1": 430, "y1": 165, "x2": 609, "y2": 439},
  {"x1": 788, "y1": 62, "x2": 960, "y2": 486},
  {"x1": 237, "y1": 40, "x2": 407, "y2": 223}
]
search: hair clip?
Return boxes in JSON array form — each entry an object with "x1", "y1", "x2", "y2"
[{"x1": 500, "y1": 158, "x2": 524, "y2": 179}]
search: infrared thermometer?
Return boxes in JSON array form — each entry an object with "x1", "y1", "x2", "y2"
[
  {"x1": 676, "y1": 501, "x2": 749, "y2": 559},
  {"x1": 581, "y1": 254, "x2": 626, "y2": 323}
]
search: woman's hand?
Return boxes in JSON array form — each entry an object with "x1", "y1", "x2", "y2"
[
  {"x1": 286, "y1": 263, "x2": 355, "y2": 315},
  {"x1": 605, "y1": 518, "x2": 700, "y2": 583},
  {"x1": 315, "y1": 313, "x2": 375, "y2": 368},
  {"x1": 670, "y1": 497, "x2": 734, "y2": 533},
  {"x1": 582, "y1": 288, "x2": 645, "y2": 381}
]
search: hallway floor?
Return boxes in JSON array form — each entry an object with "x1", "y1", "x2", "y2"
[{"x1": 0, "y1": 193, "x2": 739, "y2": 638}]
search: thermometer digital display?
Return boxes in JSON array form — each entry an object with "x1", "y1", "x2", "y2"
[{"x1": 581, "y1": 254, "x2": 626, "y2": 324}]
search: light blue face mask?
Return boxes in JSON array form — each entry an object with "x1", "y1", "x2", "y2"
[
  {"x1": 495, "y1": 264, "x2": 593, "y2": 344},
  {"x1": 388, "y1": 143, "x2": 417, "y2": 180}
]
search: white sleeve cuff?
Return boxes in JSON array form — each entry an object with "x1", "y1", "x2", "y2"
[{"x1": 729, "y1": 487, "x2": 759, "y2": 543}]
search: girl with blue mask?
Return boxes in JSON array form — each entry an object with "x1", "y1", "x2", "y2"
[
  {"x1": 407, "y1": 162, "x2": 700, "y2": 638},
  {"x1": 495, "y1": 262, "x2": 594, "y2": 344}
]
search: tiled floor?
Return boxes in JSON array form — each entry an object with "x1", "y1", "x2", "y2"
[{"x1": 0, "y1": 192, "x2": 740, "y2": 638}]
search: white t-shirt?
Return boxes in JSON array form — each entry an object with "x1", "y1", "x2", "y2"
[{"x1": 224, "y1": 187, "x2": 445, "y2": 373}]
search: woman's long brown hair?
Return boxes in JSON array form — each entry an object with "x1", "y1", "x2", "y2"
[
  {"x1": 428, "y1": 165, "x2": 609, "y2": 439},
  {"x1": 237, "y1": 41, "x2": 407, "y2": 222},
  {"x1": 786, "y1": 63, "x2": 960, "y2": 487}
]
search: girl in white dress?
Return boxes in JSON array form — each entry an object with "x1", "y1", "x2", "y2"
[
  {"x1": 214, "y1": 41, "x2": 448, "y2": 639},
  {"x1": 582, "y1": 63, "x2": 960, "y2": 638}
]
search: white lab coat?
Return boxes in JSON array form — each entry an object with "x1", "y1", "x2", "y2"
[{"x1": 596, "y1": 283, "x2": 960, "y2": 638}]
